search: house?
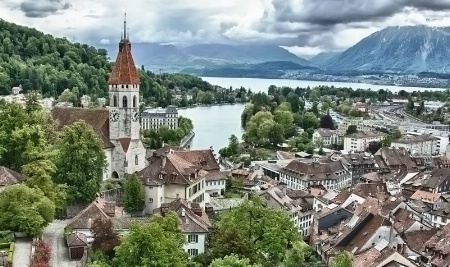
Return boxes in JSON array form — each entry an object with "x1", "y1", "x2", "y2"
[
  {"x1": 343, "y1": 131, "x2": 385, "y2": 152},
  {"x1": 0, "y1": 167, "x2": 24, "y2": 190},
  {"x1": 279, "y1": 158, "x2": 352, "y2": 191},
  {"x1": 339, "y1": 152, "x2": 378, "y2": 184},
  {"x1": 65, "y1": 198, "x2": 116, "y2": 243},
  {"x1": 66, "y1": 232, "x2": 88, "y2": 260},
  {"x1": 52, "y1": 23, "x2": 146, "y2": 180},
  {"x1": 259, "y1": 186, "x2": 314, "y2": 236},
  {"x1": 153, "y1": 198, "x2": 211, "y2": 257},
  {"x1": 138, "y1": 148, "x2": 225, "y2": 214},
  {"x1": 419, "y1": 224, "x2": 450, "y2": 266},
  {"x1": 391, "y1": 134, "x2": 439, "y2": 156},
  {"x1": 374, "y1": 147, "x2": 419, "y2": 173},
  {"x1": 312, "y1": 128, "x2": 339, "y2": 148},
  {"x1": 401, "y1": 169, "x2": 450, "y2": 194}
]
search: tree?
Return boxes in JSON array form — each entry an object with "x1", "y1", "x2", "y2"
[
  {"x1": 54, "y1": 121, "x2": 107, "y2": 203},
  {"x1": 91, "y1": 218, "x2": 121, "y2": 258},
  {"x1": 286, "y1": 93, "x2": 301, "y2": 113},
  {"x1": 299, "y1": 112, "x2": 318, "y2": 130},
  {"x1": 367, "y1": 141, "x2": 382, "y2": 154},
  {"x1": 345, "y1": 125, "x2": 358, "y2": 135},
  {"x1": 329, "y1": 251, "x2": 353, "y2": 267},
  {"x1": 122, "y1": 174, "x2": 145, "y2": 214},
  {"x1": 57, "y1": 88, "x2": 78, "y2": 105},
  {"x1": 215, "y1": 197, "x2": 300, "y2": 266},
  {"x1": 209, "y1": 255, "x2": 262, "y2": 267},
  {"x1": 209, "y1": 227, "x2": 259, "y2": 264},
  {"x1": 115, "y1": 212, "x2": 188, "y2": 267},
  {"x1": 319, "y1": 114, "x2": 334, "y2": 129},
  {"x1": 0, "y1": 184, "x2": 55, "y2": 236},
  {"x1": 29, "y1": 240, "x2": 51, "y2": 267},
  {"x1": 283, "y1": 241, "x2": 318, "y2": 267}
]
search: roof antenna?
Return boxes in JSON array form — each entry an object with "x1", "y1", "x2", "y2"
[
  {"x1": 127, "y1": 27, "x2": 129, "y2": 40},
  {"x1": 123, "y1": 12, "x2": 127, "y2": 40}
]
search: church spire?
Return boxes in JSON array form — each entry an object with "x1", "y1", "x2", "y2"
[
  {"x1": 123, "y1": 12, "x2": 127, "y2": 41},
  {"x1": 108, "y1": 14, "x2": 140, "y2": 85}
]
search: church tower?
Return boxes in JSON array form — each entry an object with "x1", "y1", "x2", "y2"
[{"x1": 108, "y1": 14, "x2": 146, "y2": 177}]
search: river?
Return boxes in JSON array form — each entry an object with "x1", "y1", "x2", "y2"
[{"x1": 179, "y1": 77, "x2": 446, "y2": 151}]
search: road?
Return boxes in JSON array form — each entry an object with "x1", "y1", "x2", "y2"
[
  {"x1": 42, "y1": 220, "x2": 78, "y2": 267},
  {"x1": 12, "y1": 238, "x2": 31, "y2": 267}
]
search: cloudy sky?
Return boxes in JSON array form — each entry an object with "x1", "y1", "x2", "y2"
[{"x1": 2, "y1": 0, "x2": 450, "y2": 56}]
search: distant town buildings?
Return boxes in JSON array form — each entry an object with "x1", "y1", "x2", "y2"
[
  {"x1": 312, "y1": 128, "x2": 339, "y2": 148},
  {"x1": 343, "y1": 131, "x2": 385, "y2": 151},
  {"x1": 391, "y1": 134, "x2": 439, "y2": 156},
  {"x1": 141, "y1": 105, "x2": 178, "y2": 130}
]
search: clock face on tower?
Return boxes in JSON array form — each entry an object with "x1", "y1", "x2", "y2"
[
  {"x1": 110, "y1": 109, "x2": 119, "y2": 122},
  {"x1": 131, "y1": 111, "x2": 139, "y2": 122}
]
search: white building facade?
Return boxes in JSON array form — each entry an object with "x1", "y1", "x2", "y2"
[
  {"x1": 343, "y1": 131, "x2": 385, "y2": 151},
  {"x1": 141, "y1": 106, "x2": 178, "y2": 130}
]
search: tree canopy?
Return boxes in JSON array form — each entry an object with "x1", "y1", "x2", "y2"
[
  {"x1": 330, "y1": 251, "x2": 353, "y2": 267},
  {"x1": 0, "y1": 184, "x2": 55, "y2": 236},
  {"x1": 122, "y1": 174, "x2": 145, "y2": 214},
  {"x1": 114, "y1": 211, "x2": 188, "y2": 267},
  {"x1": 53, "y1": 121, "x2": 107, "y2": 203},
  {"x1": 209, "y1": 255, "x2": 262, "y2": 267},
  {"x1": 212, "y1": 197, "x2": 300, "y2": 266}
]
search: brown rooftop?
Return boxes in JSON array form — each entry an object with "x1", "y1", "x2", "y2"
[
  {"x1": 51, "y1": 107, "x2": 114, "y2": 149},
  {"x1": 0, "y1": 167, "x2": 24, "y2": 187},
  {"x1": 108, "y1": 38, "x2": 140, "y2": 85}
]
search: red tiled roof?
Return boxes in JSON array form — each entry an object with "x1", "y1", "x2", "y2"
[
  {"x1": 51, "y1": 107, "x2": 114, "y2": 149},
  {"x1": 108, "y1": 40, "x2": 140, "y2": 85}
]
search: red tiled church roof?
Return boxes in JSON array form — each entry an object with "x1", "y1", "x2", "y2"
[{"x1": 108, "y1": 36, "x2": 140, "y2": 85}]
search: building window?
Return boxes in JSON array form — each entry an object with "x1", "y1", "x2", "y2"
[
  {"x1": 133, "y1": 95, "x2": 137, "y2": 107},
  {"x1": 188, "y1": 249, "x2": 198, "y2": 257},
  {"x1": 123, "y1": 96, "x2": 128, "y2": 108},
  {"x1": 149, "y1": 198, "x2": 153, "y2": 203},
  {"x1": 135, "y1": 155, "x2": 138, "y2": 165},
  {"x1": 188, "y1": 235, "x2": 198, "y2": 243},
  {"x1": 113, "y1": 95, "x2": 117, "y2": 107}
]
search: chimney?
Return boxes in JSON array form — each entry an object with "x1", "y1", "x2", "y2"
[
  {"x1": 87, "y1": 218, "x2": 92, "y2": 229},
  {"x1": 282, "y1": 186, "x2": 287, "y2": 196},
  {"x1": 181, "y1": 208, "x2": 186, "y2": 217},
  {"x1": 162, "y1": 152, "x2": 167, "y2": 168}
]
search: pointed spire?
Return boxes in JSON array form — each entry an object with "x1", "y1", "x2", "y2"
[
  {"x1": 123, "y1": 12, "x2": 127, "y2": 41},
  {"x1": 108, "y1": 13, "x2": 140, "y2": 85}
]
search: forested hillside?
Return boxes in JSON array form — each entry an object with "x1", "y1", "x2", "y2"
[{"x1": 0, "y1": 19, "x2": 215, "y2": 107}]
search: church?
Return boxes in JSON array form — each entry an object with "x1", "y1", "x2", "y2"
[{"x1": 52, "y1": 18, "x2": 147, "y2": 180}]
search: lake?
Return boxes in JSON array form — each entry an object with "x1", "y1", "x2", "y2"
[{"x1": 179, "y1": 77, "x2": 446, "y2": 150}]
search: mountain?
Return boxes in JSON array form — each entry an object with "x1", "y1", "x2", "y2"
[
  {"x1": 189, "y1": 61, "x2": 318, "y2": 78},
  {"x1": 309, "y1": 52, "x2": 342, "y2": 67},
  {"x1": 328, "y1": 25, "x2": 450, "y2": 73},
  {"x1": 182, "y1": 44, "x2": 313, "y2": 65},
  {"x1": 98, "y1": 43, "x2": 313, "y2": 72}
]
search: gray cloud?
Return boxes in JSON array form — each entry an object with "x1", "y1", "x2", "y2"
[
  {"x1": 19, "y1": 0, "x2": 71, "y2": 18},
  {"x1": 266, "y1": 0, "x2": 450, "y2": 26}
]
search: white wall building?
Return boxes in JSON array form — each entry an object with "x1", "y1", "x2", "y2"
[
  {"x1": 312, "y1": 128, "x2": 339, "y2": 148},
  {"x1": 141, "y1": 106, "x2": 178, "y2": 130},
  {"x1": 405, "y1": 129, "x2": 449, "y2": 155},
  {"x1": 343, "y1": 131, "x2": 385, "y2": 152},
  {"x1": 279, "y1": 158, "x2": 352, "y2": 191},
  {"x1": 391, "y1": 134, "x2": 439, "y2": 156}
]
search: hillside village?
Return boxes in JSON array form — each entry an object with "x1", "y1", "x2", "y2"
[{"x1": 3, "y1": 17, "x2": 450, "y2": 267}]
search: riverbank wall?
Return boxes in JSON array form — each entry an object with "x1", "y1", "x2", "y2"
[{"x1": 180, "y1": 131, "x2": 195, "y2": 148}]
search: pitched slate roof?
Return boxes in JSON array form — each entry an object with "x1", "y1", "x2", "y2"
[
  {"x1": 0, "y1": 167, "x2": 24, "y2": 187},
  {"x1": 154, "y1": 198, "x2": 211, "y2": 233},
  {"x1": 138, "y1": 149, "x2": 223, "y2": 185},
  {"x1": 108, "y1": 39, "x2": 140, "y2": 85},
  {"x1": 66, "y1": 200, "x2": 111, "y2": 229},
  {"x1": 403, "y1": 229, "x2": 437, "y2": 254},
  {"x1": 119, "y1": 138, "x2": 131, "y2": 152},
  {"x1": 281, "y1": 159, "x2": 347, "y2": 181},
  {"x1": 66, "y1": 232, "x2": 88, "y2": 247},
  {"x1": 51, "y1": 107, "x2": 114, "y2": 149}
]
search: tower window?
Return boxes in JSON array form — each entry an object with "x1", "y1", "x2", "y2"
[
  {"x1": 135, "y1": 155, "x2": 138, "y2": 165},
  {"x1": 122, "y1": 96, "x2": 128, "y2": 108},
  {"x1": 126, "y1": 85, "x2": 129, "y2": 89},
  {"x1": 133, "y1": 96, "x2": 137, "y2": 107},
  {"x1": 113, "y1": 95, "x2": 117, "y2": 107},
  {"x1": 121, "y1": 85, "x2": 124, "y2": 88}
]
